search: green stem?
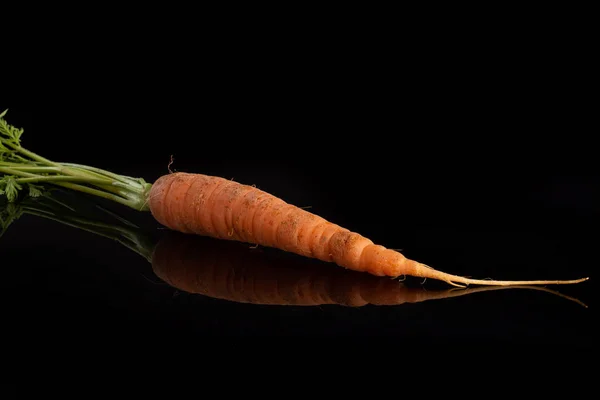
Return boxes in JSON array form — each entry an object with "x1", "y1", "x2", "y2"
[
  {"x1": 10, "y1": 145, "x2": 144, "y2": 190},
  {"x1": 0, "y1": 167, "x2": 50, "y2": 179},
  {"x1": 16, "y1": 176, "x2": 117, "y2": 185},
  {"x1": 0, "y1": 160, "x2": 48, "y2": 166},
  {"x1": 55, "y1": 182, "x2": 146, "y2": 210},
  {"x1": 58, "y1": 162, "x2": 145, "y2": 188},
  {"x1": 6, "y1": 141, "x2": 57, "y2": 166},
  {"x1": 1, "y1": 161, "x2": 135, "y2": 197},
  {"x1": 2, "y1": 152, "x2": 151, "y2": 211},
  {"x1": 0, "y1": 152, "x2": 28, "y2": 162},
  {"x1": 0, "y1": 167, "x2": 113, "y2": 186},
  {"x1": 0, "y1": 167, "x2": 143, "y2": 209},
  {"x1": 0, "y1": 165, "x2": 61, "y2": 173},
  {"x1": 1, "y1": 114, "x2": 153, "y2": 211}
]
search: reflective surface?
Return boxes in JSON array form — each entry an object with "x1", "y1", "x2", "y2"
[
  {"x1": 3, "y1": 109, "x2": 594, "y2": 349},
  {"x1": 4, "y1": 178, "x2": 593, "y2": 347}
]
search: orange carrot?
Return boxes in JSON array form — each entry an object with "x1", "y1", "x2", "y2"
[
  {"x1": 152, "y1": 232, "x2": 587, "y2": 307},
  {"x1": 148, "y1": 172, "x2": 589, "y2": 287}
]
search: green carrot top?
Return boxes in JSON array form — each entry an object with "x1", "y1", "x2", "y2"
[{"x1": 0, "y1": 109, "x2": 152, "y2": 211}]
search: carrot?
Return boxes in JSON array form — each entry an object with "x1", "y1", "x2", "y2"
[
  {"x1": 152, "y1": 231, "x2": 588, "y2": 307},
  {"x1": 146, "y1": 172, "x2": 589, "y2": 287},
  {"x1": 0, "y1": 110, "x2": 590, "y2": 287}
]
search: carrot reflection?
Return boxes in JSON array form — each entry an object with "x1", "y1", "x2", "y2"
[{"x1": 151, "y1": 231, "x2": 587, "y2": 308}]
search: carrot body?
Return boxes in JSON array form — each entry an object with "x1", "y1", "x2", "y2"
[{"x1": 148, "y1": 172, "x2": 588, "y2": 287}]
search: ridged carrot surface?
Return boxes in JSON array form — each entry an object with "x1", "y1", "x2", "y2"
[{"x1": 148, "y1": 172, "x2": 588, "y2": 287}]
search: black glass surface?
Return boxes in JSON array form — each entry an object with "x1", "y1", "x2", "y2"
[{"x1": 3, "y1": 108, "x2": 594, "y2": 351}]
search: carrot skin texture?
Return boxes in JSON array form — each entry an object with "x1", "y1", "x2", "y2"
[
  {"x1": 149, "y1": 172, "x2": 415, "y2": 277},
  {"x1": 148, "y1": 172, "x2": 589, "y2": 287}
]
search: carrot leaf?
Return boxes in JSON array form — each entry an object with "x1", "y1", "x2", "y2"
[
  {"x1": 0, "y1": 109, "x2": 23, "y2": 147},
  {"x1": 28, "y1": 183, "x2": 44, "y2": 198},
  {"x1": 0, "y1": 176, "x2": 23, "y2": 202}
]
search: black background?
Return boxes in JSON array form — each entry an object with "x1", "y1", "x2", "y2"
[{"x1": 2, "y1": 43, "x2": 596, "y2": 354}]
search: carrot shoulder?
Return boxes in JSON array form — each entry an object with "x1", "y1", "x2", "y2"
[{"x1": 148, "y1": 172, "x2": 589, "y2": 287}]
